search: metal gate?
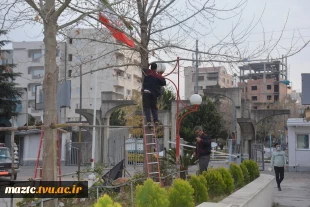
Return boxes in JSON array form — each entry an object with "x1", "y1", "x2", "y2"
[
  {"x1": 251, "y1": 144, "x2": 264, "y2": 171},
  {"x1": 65, "y1": 141, "x2": 91, "y2": 166}
]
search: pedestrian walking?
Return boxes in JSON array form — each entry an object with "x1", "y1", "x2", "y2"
[
  {"x1": 271, "y1": 143, "x2": 287, "y2": 191},
  {"x1": 142, "y1": 63, "x2": 166, "y2": 126},
  {"x1": 193, "y1": 126, "x2": 212, "y2": 174}
]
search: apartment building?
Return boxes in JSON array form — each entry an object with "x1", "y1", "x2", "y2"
[
  {"x1": 238, "y1": 61, "x2": 289, "y2": 109},
  {"x1": 184, "y1": 66, "x2": 234, "y2": 99},
  {"x1": 10, "y1": 28, "x2": 142, "y2": 122},
  {"x1": 63, "y1": 28, "x2": 141, "y2": 121},
  {"x1": 11, "y1": 41, "x2": 65, "y2": 122}
]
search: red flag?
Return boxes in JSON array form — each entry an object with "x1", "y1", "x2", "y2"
[{"x1": 99, "y1": 12, "x2": 135, "y2": 48}]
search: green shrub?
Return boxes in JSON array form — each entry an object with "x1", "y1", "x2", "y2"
[
  {"x1": 242, "y1": 159, "x2": 260, "y2": 181},
  {"x1": 168, "y1": 179, "x2": 195, "y2": 207},
  {"x1": 240, "y1": 163, "x2": 250, "y2": 185},
  {"x1": 189, "y1": 175, "x2": 209, "y2": 205},
  {"x1": 217, "y1": 167, "x2": 234, "y2": 195},
  {"x1": 229, "y1": 163, "x2": 244, "y2": 188},
  {"x1": 135, "y1": 178, "x2": 169, "y2": 207},
  {"x1": 94, "y1": 194, "x2": 122, "y2": 207},
  {"x1": 202, "y1": 168, "x2": 226, "y2": 198}
]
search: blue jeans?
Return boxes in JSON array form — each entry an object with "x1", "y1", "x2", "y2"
[{"x1": 142, "y1": 93, "x2": 158, "y2": 122}]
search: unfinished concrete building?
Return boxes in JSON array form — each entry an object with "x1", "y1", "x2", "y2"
[{"x1": 238, "y1": 60, "x2": 288, "y2": 109}]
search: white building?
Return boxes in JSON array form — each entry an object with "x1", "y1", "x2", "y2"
[
  {"x1": 287, "y1": 118, "x2": 310, "y2": 171},
  {"x1": 184, "y1": 66, "x2": 234, "y2": 99},
  {"x1": 12, "y1": 41, "x2": 65, "y2": 122},
  {"x1": 63, "y1": 28, "x2": 141, "y2": 121},
  {"x1": 11, "y1": 28, "x2": 141, "y2": 122}
]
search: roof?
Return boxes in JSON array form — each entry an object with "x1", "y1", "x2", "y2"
[{"x1": 287, "y1": 118, "x2": 310, "y2": 126}]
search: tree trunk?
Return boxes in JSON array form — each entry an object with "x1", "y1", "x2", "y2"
[{"x1": 42, "y1": 1, "x2": 58, "y2": 206}]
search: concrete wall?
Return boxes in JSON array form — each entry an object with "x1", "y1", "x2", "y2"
[
  {"x1": 197, "y1": 174, "x2": 275, "y2": 207},
  {"x1": 287, "y1": 121, "x2": 310, "y2": 171}
]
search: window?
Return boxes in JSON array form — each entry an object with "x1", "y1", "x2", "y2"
[
  {"x1": 296, "y1": 134, "x2": 310, "y2": 149},
  {"x1": 231, "y1": 81, "x2": 234, "y2": 85},
  {"x1": 267, "y1": 85, "x2": 272, "y2": 90},
  {"x1": 226, "y1": 79, "x2": 229, "y2": 84},
  {"x1": 222, "y1": 78, "x2": 225, "y2": 83},
  {"x1": 252, "y1": 96, "x2": 257, "y2": 101},
  {"x1": 253, "y1": 106, "x2": 258, "y2": 109},
  {"x1": 127, "y1": 74, "x2": 132, "y2": 80},
  {"x1": 127, "y1": 89, "x2": 131, "y2": 96},
  {"x1": 28, "y1": 50, "x2": 42, "y2": 62},
  {"x1": 198, "y1": 86, "x2": 203, "y2": 90},
  {"x1": 69, "y1": 38, "x2": 73, "y2": 44},
  {"x1": 68, "y1": 70, "x2": 72, "y2": 77},
  {"x1": 56, "y1": 49, "x2": 60, "y2": 57},
  {"x1": 207, "y1": 77, "x2": 217, "y2": 80},
  {"x1": 267, "y1": 95, "x2": 272, "y2": 100},
  {"x1": 198, "y1": 76, "x2": 204, "y2": 81},
  {"x1": 32, "y1": 68, "x2": 44, "y2": 79},
  {"x1": 68, "y1": 54, "x2": 72, "y2": 61},
  {"x1": 251, "y1": 86, "x2": 257, "y2": 90},
  {"x1": 274, "y1": 95, "x2": 279, "y2": 101},
  {"x1": 30, "y1": 84, "x2": 40, "y2": 95}
]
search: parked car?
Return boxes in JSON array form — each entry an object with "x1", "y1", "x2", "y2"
[{"x1": 0, "y1": 147, "x2": 19, "y2": 180}]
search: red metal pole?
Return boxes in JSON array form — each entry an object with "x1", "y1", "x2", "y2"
[{"x1": 176, "y1": 58, "x2": 180, "y2": 167}]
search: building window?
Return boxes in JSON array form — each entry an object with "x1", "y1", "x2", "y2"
[
  {"x1": 267, "y1": 95, "x2": 272, "y2": 100},
  {"x1": 274, "y1": 95, "x2": 279, "y2": 101},
  {"x1": 252, "y1": 96, "x2": 257, "y2": 101},
  {"x1": 267, "y1": 85, "x2": 272, "y2": 90},
  {"x1": 296, "y1": 134, "x2": 310, "y2": 149},
  {"x1": 226, "y1": 79, "x2": 229, "y2": 84},
  {"x1": 253, "y1": 106, "x2": 258, "y2": 109},
  {"x1": 28, "y1": 50, "x2": 42, "y2": 62},
  {"x1": 231, "y1": 81, "x2": 233, "y2": 85},
  {"x1": 32, "y1": 68, "x2": 44, "y2": 79},
  {"x1": 198, "y1": 76, "x2": 204, "y2": 81},
  {"x1": 69, "y1": 38, "x2": 73, "y2": 44},
  {"x1": 222, "y1": 78, "x2": 225, "y2": 83},
  {"x1": 68, "y1": 70, "x2": 72, "y2": 77},
  {"x1": 31, "y1": 85, "x2": 40, "y2": 95},
  {"x1": 127, "y1": 74, "x2": 132, "y2": 80},
  {"x1": 198, "y1": 86, "x2": 203, "y2": 90},
  {"x1": 68, "y1": 54, "x2": 73, "y2": 61},
  {"x1": 245, "y1": 87, "x2": 248, "y2": 92},
  {"x1": 251, "y1": 86, "x2": 257, "y2": 90},
  {"x1": 127, "y1": 89, "x2": 131, "y2": 96}
]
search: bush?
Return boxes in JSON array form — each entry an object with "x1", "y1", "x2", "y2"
[
  {"x1": 229, "y1": 163, "x2": 244, "y2": 188},
  {"x1": 242, "y1": 159, "x2": 260, "y2": 181},
  {"x1": 94, "y1": 194, "x2": 122, "y2": 207},
  {"x1": 168, "y1": 179, "x2": 195, "y2": 207},
  {"x1": 217, "y1": 167, "x2": 234, "y2": 195},
  {"x1": 202, "y1": 168, "x2": 226, "y2": 198},
  {"x1": 189, "y1": 175, "x2": 209, "y2": 205},
  {"x1": 135, "y1": 178, "x2": 169, "y2": 207},
  {"x1": 240, "y1": 163, "x2": 250, "y2": 185}
]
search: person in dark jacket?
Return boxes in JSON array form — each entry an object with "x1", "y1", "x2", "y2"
[
  {"x1": 142, "y1": 63, "x2": 166, "y2": 126},
  {"x1": 193, "y1": 126, "x2": 212, "y2": 174}
]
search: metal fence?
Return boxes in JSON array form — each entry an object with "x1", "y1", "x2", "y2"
[
  {"x1": 251, "y1": 143, "x2": 265, "y2": 171},
  {"x1": 65, "y1": 141, "x2": 91, "y2": 166}
]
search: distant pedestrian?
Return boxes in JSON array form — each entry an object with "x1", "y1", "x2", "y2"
[
  {"x1": 193, "y1": 126, "x2": 212, "y2": 174},
  {"x1": 271, "y1": 143, "x2": 286, "y2": 191}
]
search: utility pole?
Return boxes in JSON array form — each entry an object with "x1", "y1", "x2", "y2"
[
  {"x1": 78, "y1": 64, "x2": 82, "y2": 180},
  {"x1": 194, "y1": 39, "x2": 199, "y2": 94}
]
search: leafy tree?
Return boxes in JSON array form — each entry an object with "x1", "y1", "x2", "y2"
[
  {"x1": 229, "y1": 163, "x2": 244, "y2": 188},
  {"x1": 110, "y1": 109, "x2": 126, "y2": 126},
  {"x1": 217, "y1": 167, "x2": 234, "y2": 195},
  {"x1": 180, "y1": 97, "x2": 223, "y2": 144},
  {"x1": 0, "y1": 30, "x2": 22, "y2": 120},
  {"x1": 157, "y1": 86, "x2": 176, "y2": 111}
]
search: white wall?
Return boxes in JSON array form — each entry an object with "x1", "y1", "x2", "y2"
[{"x1": 287, "y1": 125, "x2": 310, "y2": 171}]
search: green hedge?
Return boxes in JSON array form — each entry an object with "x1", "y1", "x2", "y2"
[
  {"x1": 217, "y1": 167, "x2": 234, "y2": 194},
  {"x1": 229, "y1": 163, "x2": 244, "y2": 188},
  {"x1": 189, "y1": 175, "x2": 209, "y2": 205},
  {"x1": 168, "y1": 178, "x2": 195, "y2": 207},
  {"x1": 203, "y1": 168, "x2": 226, "y2": 198},
  {"x1": 242, "y1": 160, "x2": 260, "y2": 181},
  {"x1": 240, "y1": 163, "x2": 250, "y2": 185}
]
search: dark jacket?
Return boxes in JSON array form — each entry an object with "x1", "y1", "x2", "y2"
[
  {"x1": 142, "y1": 68, "x2": 166, "y2": 97},
  {"x1": 195, "y1": 133, "x2": 211, "y2": 157}
]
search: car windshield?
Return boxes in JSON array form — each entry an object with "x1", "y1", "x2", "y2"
[{"x1": 0, "y1": 149, "x2": 11, "y2": 159}]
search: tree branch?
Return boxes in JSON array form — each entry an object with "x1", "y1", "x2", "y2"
[{"x1": 55, "y1": 0, "x2": 72, "y2": 18}]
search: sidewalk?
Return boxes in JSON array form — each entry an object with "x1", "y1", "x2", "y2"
[{"x1": 262, "y1": 163, "x2": 310, "y2": 207}]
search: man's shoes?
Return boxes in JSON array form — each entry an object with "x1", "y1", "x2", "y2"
[
  {"x1": 154, "y1": 121, "x2": 159, "y2": 126},
  {"x1": 146, "y1": 122, "x2": 152, "y2": 127},
  {"x1": 278, "y1": 186, "x2": 281, "y2": 191}
]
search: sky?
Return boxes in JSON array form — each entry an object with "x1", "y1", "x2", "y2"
[{"x1": 4, "y1": 0, "x2": 310, "y2": 97}]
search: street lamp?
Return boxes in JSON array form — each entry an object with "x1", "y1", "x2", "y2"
[{"x1": 175, "y1": 94, "x2": 202, "y2": 171}]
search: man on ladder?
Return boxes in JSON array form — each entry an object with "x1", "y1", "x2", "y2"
[{"x1": 142, "y1": 63, "x2": 166, "y2": 126}]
